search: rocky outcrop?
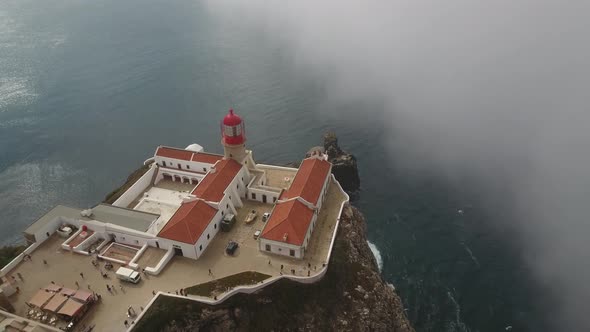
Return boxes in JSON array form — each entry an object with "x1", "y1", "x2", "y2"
[
  {"x1": 133, "y1": 204, "x2": 413, "y2": 332},
  {"x1": 323, "y1": 132, "x2": 360, "y2": 193}
]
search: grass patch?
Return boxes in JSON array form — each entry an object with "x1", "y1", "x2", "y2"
[
  {"x1": 103, "y1": 162, "x2": 152, "y2": 204},
  {"x1": 185, "y1": 271, "x2": 271, "y2": 297},
  {"x1": 0, "y1": 245, "x2": 26, "y2": 269}
]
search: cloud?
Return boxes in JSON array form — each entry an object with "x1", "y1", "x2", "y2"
[{"x1": 206, "y1": 0, "x2": 590, "y2": 329}]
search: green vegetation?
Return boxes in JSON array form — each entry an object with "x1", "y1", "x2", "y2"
[
  {"x1": 0, "y1": 245, "x2": 26, "y2": 269},
  {"x1": 103, "y1": 162, "x2": 152, "y2": 204},
  {"x1": 185, "y1": 271, "x2": 271, "y2": 297}
]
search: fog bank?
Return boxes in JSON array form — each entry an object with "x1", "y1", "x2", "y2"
[{"x1": 205, "y1": 0, "x2": 590, "y2": 329}]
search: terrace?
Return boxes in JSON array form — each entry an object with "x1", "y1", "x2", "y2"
[{"x1": 1, "y1": 178, "x2": 347, "y2": 331}]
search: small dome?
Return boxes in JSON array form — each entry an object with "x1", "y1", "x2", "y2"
[
  {"x1": 185, "y1": 143, "x2": 204, "y2": 152},
  {"x1": 223, "y1": 109, "x2": 243, "y2": 126}
]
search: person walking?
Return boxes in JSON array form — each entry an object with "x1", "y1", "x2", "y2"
[
  {"x1": 43, "y1": 259, "x2": 48, "y2": 265},
  {"x1": 79, "y1": 272, "x2": 84, "y2": 279},
  {"x1": 124, "y1": 320, "x2": 129, "y2": 328},
  {"x1": 17, "y1": 272, "x2": 23, "y2": 281},
  {"x1": 75, "y1": 281, "x2": 79, "y2": 288}
]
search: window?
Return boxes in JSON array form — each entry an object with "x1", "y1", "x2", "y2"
[
  {"x1": 203, "y1": 167, "x2": 207, "y2": 172},
  {"x1": 261, "y1": 181, "x2": 264, "y2": 186},
  {"x1": 278, "y1": 248, "x2": 282, "y2": 252},
  {"x1": 290, "y1": 249, "x2": 295, "y2": 257},
  {"x1": 221, "y1": 211, "x2": 224, "y2": 216},
  {"x1": 252, "y1": 193, "x2": 256, "y2": 200},
  {"x1": 265, "y1": 244, "x2": 271, "y2": 251},
  {"x1": 199, "y1": 245, "x2": 203, "y2": 251},
  {"x1": 162, "y1": 161, "x2": 166, "y2": 167},
  {"x1": 214, "y1": 224, "x2": 217, "y2": 229},
  {"x1": 207, "y1": 234, "x2": 210, "y2": 240},
  {"x1": 273, "y1": 197, "x2": 277, "y2": 203},
  {"x1": 186, "y1": 165, "x2": 190, "y2": 169},
  {"x1": 237, "y1": 184, "x2": 239, "y2": 189},
  {"x1": 241, "y1": 177, "x2": 243, "y2": 181},
  {"x1": 177, "y1": 163, "x2": 181, "y2": 169},
  {"x1": 230, "y1": 153, "x2": 233, "y2": 158},
  {"x1": 226, "y1": 203, "x2": 229, "y2": 209}
]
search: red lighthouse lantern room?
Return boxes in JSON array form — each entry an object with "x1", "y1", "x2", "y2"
[{"x1": 221, "y1": 108, "x2": 246, "y2": 145}]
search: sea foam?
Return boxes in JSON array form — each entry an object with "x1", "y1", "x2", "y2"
[{"x1": 367, "y1": 241, "x2": 383, "y2": 272}]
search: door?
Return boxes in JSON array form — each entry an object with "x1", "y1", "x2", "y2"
[
  {"x1": 174, "y1": 247, "x2": 183, "y2": 256},
  {"x1": 262, "y1": 195, "x2": 267, "y2": 203}
]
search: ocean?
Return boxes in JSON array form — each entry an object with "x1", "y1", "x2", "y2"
[{"x1": 0, "y1": 0, "x2": 551, "y2": 330}]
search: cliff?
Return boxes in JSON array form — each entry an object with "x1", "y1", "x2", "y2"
[
  {"x1": 132, "y1": 133, "x2": 412, "y2": 332},
  {"x1": 133, "y1": 204, "x2": 413, "y2": 332},
  {"x1": 323, "y1": 132, "x2": 360, "y2": 193}
]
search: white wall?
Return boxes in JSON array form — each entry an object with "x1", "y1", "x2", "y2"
[
  {"x1": 112, "y1": 165, "x2": 157, "y2": 207},
  {"x1": 154, "y1": 156, "x2": 215, "y2": 174},
  {"x1": 259, "y1": 238, "x2": 304, "y2": 259},
  {"x1": 194, "y1": 210, "x2": 223, "y2": 259},
  {"x1": 247, "y1": 187, "x2": 280, "y2": 204},
  {"x1": 154, "y1": 168, "x2": 205, "y2": 186},
  {"x1": 30, "y1": 216, "x2": 64, "y2": 244}
]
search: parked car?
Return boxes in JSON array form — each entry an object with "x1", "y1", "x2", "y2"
[
  {"x1": 262, "y1": 212, "x2": 271, "y2": 222},
  {"x1": 253, "y1": 230, "x2": 261, "y2": 239},
  {"x1": 245, "y1": 210, "x2": 258, "y2": 224},
  {"x1": 226, "y1": 241, "x2": 239, "y2": 255},
  {"x1": 221, "y1": 213, "x2": 236, "y2": 232}
]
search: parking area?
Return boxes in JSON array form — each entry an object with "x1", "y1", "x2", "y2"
[{"x1": 216, "y1": 200, "x2": 273, "y2": 252}]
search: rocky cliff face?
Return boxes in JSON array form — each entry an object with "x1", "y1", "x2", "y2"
[
  {"x1": 133, "y1": 204, "x2": 413, "y2": 332},
  {"x1": 323, "y1": 132, "x2": 360, "y2": 193}
]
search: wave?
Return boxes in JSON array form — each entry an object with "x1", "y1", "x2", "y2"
[{"x1": 367, "y1": 240, "x2": 383, "y2": 272}]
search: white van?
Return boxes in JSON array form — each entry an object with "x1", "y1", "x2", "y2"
[{"x1": 115, "y1": 267, "x2": 141, "y2": 284}]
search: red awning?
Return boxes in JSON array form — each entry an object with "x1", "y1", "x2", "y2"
[
  {"x1": 43, "y1": 294, "x2": 68, "y2": 313},
  {"x1": 60, "y1": 288, "x2": 76, "y2": 296},
  {"x1": 57, "y1": 299, "x2": 84, "y2": 317},
  {"x1": 44, "y1": 284, "x2": 62, "y2": 292},
  {"x1": 28, "y1": 290, "x2": 54, "y2": 308},
  {"x1": 73, "y1": 290, "x2": 93, "y2": 303}
]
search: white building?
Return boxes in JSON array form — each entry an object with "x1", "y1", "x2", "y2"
[
  {"x1": 19, "y1": 108, "x2": 339, "y2": 264},
  {"x1": 258, "y1": 155, "x2": 332, "y2": 259}
]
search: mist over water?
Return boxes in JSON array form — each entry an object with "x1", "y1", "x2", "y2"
[
  {"x1": 207, "y1": 0, "x2": 590, "y2": 330},
  {"x1": 1, "y1": 0, "x2": 589, "y2": 330}
]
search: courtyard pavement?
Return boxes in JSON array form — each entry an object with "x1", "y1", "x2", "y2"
[{"x1": 2, "y1": 178, "x2": 347, "y2": 331}]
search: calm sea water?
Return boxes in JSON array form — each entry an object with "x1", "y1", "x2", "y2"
[{"x1": 0, "y1": 0, "x2": 549, "y2": 331}]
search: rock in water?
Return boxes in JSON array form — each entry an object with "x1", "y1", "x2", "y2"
[{"x1": 323, "y1": 132, "x2": 361, "y2": 192}]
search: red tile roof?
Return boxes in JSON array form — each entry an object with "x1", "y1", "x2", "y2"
[
  {"x1": 158, "y1": 200, "x2": 218, "y2": 244},
  {"x1": 260, "y1": 200, "x2": 315, "y2": 246},
  {"x1": 280, "y1": 158, "x2": 331, "y2": 205},
  {"x1": 155, "y1": 146, "x2": 193, "y2": 161},
  {"x1": 155, "y1": 146, "x2": 223, "y2": 164},
  {"x1": 192, "y1": 152, "x2": 223, "y2": 164},
  {"x1": 192, "y1": 159, "x2": 242, "y2": 202}
]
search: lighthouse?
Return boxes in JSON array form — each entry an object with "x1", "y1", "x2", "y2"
[{"x1": 221, "y1": 108, "x2": 248, "y2": 163}]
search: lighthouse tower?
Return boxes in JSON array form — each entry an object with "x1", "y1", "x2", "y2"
[{"x1": 221, "y1": 108, "x2": 248, "y2": 163}]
